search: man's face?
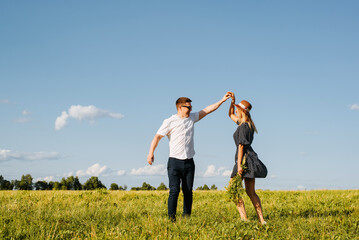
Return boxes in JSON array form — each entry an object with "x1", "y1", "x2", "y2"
[{"x1": 180, "y1": 103, "x2": 192, "y2": 112}]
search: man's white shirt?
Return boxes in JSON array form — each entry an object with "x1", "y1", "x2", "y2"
[{"x1": 157, "y1": 112, "x2": 200, "y2": 160}]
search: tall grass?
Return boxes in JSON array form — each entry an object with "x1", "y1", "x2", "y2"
[{"x1": 1, "y1": 190, "x2": 358, "y2": 239}]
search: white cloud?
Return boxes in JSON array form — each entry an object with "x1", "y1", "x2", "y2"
[
  {"x1": 203, "y1": 165, "x2": 230, "y2": 177},
  {"x1": 15, "y1": 118, "x2": 31, "y2": 123},
  {"x1": 131, "y1": 164, "x2": 166, "y2": 176},
  {"x1": 35, "y1": 176, "x2": 54, "y2": 182},
  {"x1": 222, "y1": 170, "x2": 232, "y2": 177},
  {"x1": 349, "y1": 104, "x2": 359, "y2": 110},
  {"x1": 0, "y1": 99, "x2": 9, "y2": 104},
  {"x1": 203, "y1": 165, "x2": 217, "y2": 177},
  {"x1": 75, "y1": 170, "x2": 85, "y2": 177},
  {"x1": 55, "y1": 105, "x2": 124, "y2": 130},
  {"x1": 64, "y1": 164, "x2": 125, "y2": 178},
  {"x1": 297, "y1": 185, "x2": 306, "y2": 190},
  {"x1": 22, "y1": 110, "x2": 30, "y2": 115},
  {"x1": 68, "y1": 105, "x2": 123, "y2": 120},
  {"x1": 76, "y1": 163, "x2": 110, "y2": 177},
  {"x1": 44, "y1": 176, "x2": 54, "y2": 182},
  {"x1": 0, "y1": 149, "x2": 61, "y2": 162},
  {"x1": 14, "y1": 110, "x2": 31, "y2": 123},
  {"x1": 64, "y1": 172, "x2": 73, "y2": 178},
  {"x1": 55, "y1": 111, "x2": 69, "y2": 130}
]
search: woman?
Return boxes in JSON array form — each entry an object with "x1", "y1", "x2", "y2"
[{"x1": 228, "y1": 92, "x2": 267, "y2": 224}]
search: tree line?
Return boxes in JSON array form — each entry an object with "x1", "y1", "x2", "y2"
[
  {"x1": 0, "y1": 174, "x2": 217, "y2": 191},
  {"x1": 0, "y1": 174, "x2": 108, "y2": 190},
  {"x1": 196, "y1": 184, "x2": 218, "y2": 190}
]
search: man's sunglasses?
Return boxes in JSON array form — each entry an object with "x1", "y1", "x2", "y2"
[{"x1": 182, "y1": 105, "x2": 192, "y2": 110}]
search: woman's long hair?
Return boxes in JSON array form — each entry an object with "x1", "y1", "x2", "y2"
[{"x1": 237, "y1": 108, "x2": 258, "y2": 133}]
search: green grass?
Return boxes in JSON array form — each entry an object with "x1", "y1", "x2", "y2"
[{"x1": 1, "y1": 190, "x2": 358, "y2": 239}]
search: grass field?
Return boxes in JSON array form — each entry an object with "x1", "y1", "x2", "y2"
[{"x1": 1, "y1": 190, "x2": 358, "y2": 239}]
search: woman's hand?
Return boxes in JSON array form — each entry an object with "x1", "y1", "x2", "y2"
[
  {"x1": 237, "y1": 165, "x2": 243, "y2": 176},
  {"x1": 229, "y1": 92, "x2": 239, "y2": 123}
]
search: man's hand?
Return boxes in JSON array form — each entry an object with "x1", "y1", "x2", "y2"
[
  {"x1": 147, "y1": 134, "x2": 163, "y2": 165},
  {"x1": 147, "y1": 153, "x2": 154, "y2": 165},
  {"x1": 222, "y1": 91, "x2": 232, "y2": 102},
  {"x1": 199, "y1": 91, "x2": 233, "y2": 120}
]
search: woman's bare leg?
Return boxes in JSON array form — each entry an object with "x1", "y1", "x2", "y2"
[
  {"x1": 244, "y1": 178, "x2": 265, "y2": 224},
  {"x1": 236, "y1": 197, "x2": 248, "y2": 221},
  {"x1": 229, "y1": 178, "x2": 248, "y2": 220}
]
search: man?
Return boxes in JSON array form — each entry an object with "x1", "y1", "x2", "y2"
[{"x1": 147, "y1": 92, "x2": 231, "y2": 221}]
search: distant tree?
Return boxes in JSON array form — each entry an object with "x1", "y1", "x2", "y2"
[
  {"x1": 0, "y1": 175, "x2": 13, "y2": 190},
  {"x1": 119, "y1": 185, "x2": 127, "y2": 191},
  {"x1": 63, "y1": 177, "x2": 71, "y2": 190},
  {"x1": 131, "y1": 182, "x2": 155, "y2": 191},
  {"x1": 157, "y1": 182, "x2": 168, "y2": 190},
  {"x1": 140, "y1": 182, "x2": 156, "y2": 190},
  {"x1": 202, "y1": 184, "x2": 210, "y2": 190},
  {"x1": 196, "y1": 184, "x2": 210, "y2": 190},
  {"x1": 34, "y1": 181, "x2": 49, "y2": 190},
  {"x1": 82, "y1": 176, "x2": 106, "y2": 190},
  {"x1": 0, "y1": 175, "x2": 4, "y2": 188},
  {"x1": 53, "y1": 181, "x2": 62, "y2": 190},
  {"x1": 11, "y1": 180, "x2": 19, "y2": 190},
  {"x1": 110, "y1": 183, "x2": 119, "y2": 190},
  {"x1": 73, "y1": 176, "x2": 82, "y2": 190},
  {"x1": 56, "y1": 176, "x2": 82, "y2": 190},
  {"x1": 2, "y1": 180, "x2": 13, "y2": 190},
  {"x1": 60, "y1": 178, "x2": 68, "y2": 190},
  {"x1": 48, "y1": 181, "x2": 54, "y2": 190},
  {"x1": 60, "y1": 176, "x2": 82, "y2": 190},
  {"x1": 4, "y1": 180, "x2": 13, "y2": 190},
  {"x1": 14, "y1": 174, "x2": 33, "y2": 190},
  {"x1": 210, "y1": 184, "x2": 218, "y2": 190}
]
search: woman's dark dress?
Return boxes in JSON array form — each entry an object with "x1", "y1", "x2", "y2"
[{"x1": 230, "y1": 122, "x2": 267, "y2": 179}]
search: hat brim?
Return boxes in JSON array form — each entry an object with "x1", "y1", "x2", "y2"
[
  {"x1": 234, "y1": 103, "x2": 242, "y2": 109},
  {"x1": 234, "y1": 103, "x2": 250, "y2": 112}
]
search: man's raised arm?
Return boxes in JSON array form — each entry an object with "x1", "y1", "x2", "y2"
[{"x1": 198, "y1": 92, "x2": 231, "y2": 120}]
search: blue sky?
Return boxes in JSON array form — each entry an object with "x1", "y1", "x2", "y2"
[{"x1": 1, "y1": 1, "x2": 358, "y2": 190}]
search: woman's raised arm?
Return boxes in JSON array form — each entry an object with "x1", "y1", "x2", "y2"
[{"x1": 228, "y1": 92, "x2": 239, "y2": 123}]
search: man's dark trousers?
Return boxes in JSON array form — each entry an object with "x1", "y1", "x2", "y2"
[{"x1": 167, "y1": 157, "x2": 195, "y2": 220}]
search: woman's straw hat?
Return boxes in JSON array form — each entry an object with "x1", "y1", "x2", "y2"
[{"x1": 235, "y1": 100, "x2": 252, "y2": 113}]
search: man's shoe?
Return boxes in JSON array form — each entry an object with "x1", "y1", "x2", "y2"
[{"x1": 169, "y1": 215, "x2": 176, "y2": 222}]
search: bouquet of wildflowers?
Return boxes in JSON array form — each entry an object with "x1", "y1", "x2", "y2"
[{"x1": 225, "y1": 155, "x2": 247, "y2": 203}]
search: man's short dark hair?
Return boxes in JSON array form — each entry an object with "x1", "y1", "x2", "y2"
[{"x1": 176, "y1": 97, "x2": 192, "y2": 109}]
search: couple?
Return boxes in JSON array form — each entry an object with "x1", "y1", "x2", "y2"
[{"x1": 147, "y1": 92, "x2": 267, "y2": 224}]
